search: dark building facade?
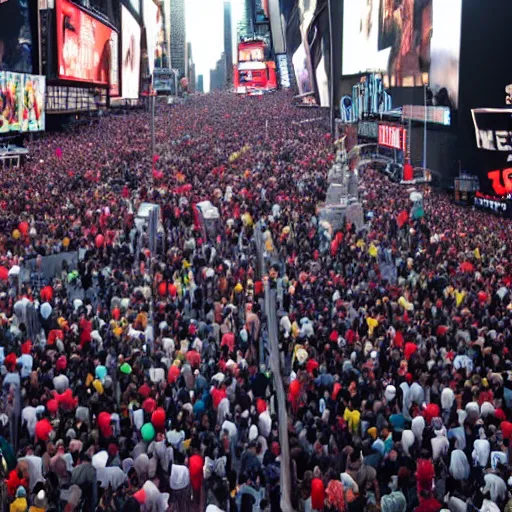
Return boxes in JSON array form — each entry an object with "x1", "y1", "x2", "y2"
[
  {"x1": 224, "y1": 0, "x2": 233, "y2": 87},
  {"x1": 170, "y1": 0, "x2": 186, "y2": 77}
]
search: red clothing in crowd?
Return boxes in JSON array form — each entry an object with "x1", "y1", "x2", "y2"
[
  {"x1": 189, "y1": 454, "x2": 204, "y2": 492},
  {"x1": 210, "y1": 387, "x2": 227, "y2": 410}
]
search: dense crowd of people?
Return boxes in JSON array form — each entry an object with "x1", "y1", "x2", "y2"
[{"x1": 0, "y1": 90, "x2": 511, "y2": 512}]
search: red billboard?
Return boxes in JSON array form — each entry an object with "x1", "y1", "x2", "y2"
[
  {"x1": 238, "y1": 41, "x2": 265, "y2": 63},
  {"x1": 56, "y1": 0, "x2": 119, "y2": 95},
  {"x1": 378, "y1": 124, "x2": 407, "y2": 151}
]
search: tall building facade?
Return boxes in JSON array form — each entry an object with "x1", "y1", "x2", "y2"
[
  {"x1": 224, "y1": 1, "x2": 233, "y2": 87},
  {"x1": 237, "y1": 0, "x2": 254, "y2": 40},
  {"x1": 210, "y1": 53, "x2": 227, "y2": 91},
  {"x1": 170, "y1": 0, "x2": 186, "y2": 77},
  {"x1": 196, "y1": 75, "x2": 204, "y2": 94},
  {"x1": 254, "y1": 0, "x2": 270, "y2": 43},
  {"x1": 187, "y1": 42, "x2": 196, "y2": 93}
]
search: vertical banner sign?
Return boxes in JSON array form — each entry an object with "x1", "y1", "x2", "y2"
[{"x1": 378, "y1": 124, "x2": 407, "y2": 151}]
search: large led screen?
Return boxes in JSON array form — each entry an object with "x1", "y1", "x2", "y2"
[
  {"x1": 122, "y1": 5, "x2": 141, "y2": 99},
  {"x1": 21, "y1": 74, "x2": 45, "y2": 132},
  {"x1": 0, "y1": 0, "x2": 33, "y2": 73},
  {"x1": 0, "y1": 72, "x2": 22, "y2": 133},
  {"x1": 56, "y1": 0, "x2": 119, "y2": 95},
  {"x1": 0, "y1": 72, "x2": 45, "y2": 133},
  {"x1": 142, "y1": 0, "x2": 159, "y2": 77},
  {"x1": 342, "y1": 0, "x2": 461, "y2": 107}
]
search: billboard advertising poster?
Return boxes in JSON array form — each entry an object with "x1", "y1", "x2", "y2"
[
  {"x1": 122, "y1": 5, "x2": 141, "y2": 99},
  {"x1": 472, "y1": 108, "x2": 512, "y2": 197},
  {"x1": 142, "y1": 0, "x2": 159, "y2": 77},
  {"x1": 292, "y1": 44, "x2": 313, "y2": 96},
  {"x1": 0, "y1": 0, "x2": 32, "y2": 73},
  {"x1": 153, "y1": 68, "x2": 173, "y2": 93},
  {"x1": 342, "y1": 0, "x2": 461, "y2": 107},
  {"x1": 21, "y1": 74, "x2": 45, "y2": 132},
  {"x1": 0, "y1": 72, "x2": 23, "y2": 133},
  {"x1": 56, "y1": 0, "x2": 119, "y2": 95},
  {"x1": 378, "y1": 123, "x2": 407, "y2": 152},
  {"x1": 277, "y1": 54, "x2": 291, "y2": 88}
]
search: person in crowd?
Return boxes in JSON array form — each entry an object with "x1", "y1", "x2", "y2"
[{"x1": 0, "y1": 90, "x2": 512, "y2": 512}]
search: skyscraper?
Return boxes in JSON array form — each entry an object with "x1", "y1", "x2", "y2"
[
  {"x1": 210, "y1": 53, "x2": 227, "y2": 91},
  {"x1": 197, "y1": 75, "x2": 204, "y2": 94},
  {"x1": 237, "y1": 0, "x2": 254, "y2": 41},
  {"x1": 187, "y1": 42, "x2": 196, "y2": 93},
  {"x1": 224, "y1": 1, "x2": 233, "y2": 87},
  {"x1": 170, "y1": 0, "x2": 186, "y2": 77}
]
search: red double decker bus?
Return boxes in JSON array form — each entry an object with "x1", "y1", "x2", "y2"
[{"x1": 233, "y1": 40, "x2": 277, "y2": 94}]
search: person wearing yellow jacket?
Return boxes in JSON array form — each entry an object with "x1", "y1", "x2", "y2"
[
  {"x1": 344, "y1": 404, "x2": 361, "y2": 436},
  {"x1": 10, "y1": 487, "x2": 28, "y2": 512}
]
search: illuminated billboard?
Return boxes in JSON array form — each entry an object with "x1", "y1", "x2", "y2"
[
  {"x1": 472, "y1": 108, "x2": 512, "y2": 197},
  {"x1": 378, "y1": 123, "x2": 407, "y2": 152},
  {"x1": 0, "y1": 72, "x2": 45, "y2": 133},
  {"x1": 342, "y1": 0, "x2": 461, "y2": 107},
  {"x1": 122, "y1": 5, "x2": 141, "y2": 99},
  {"x1": 142, "y1": 0, "x2": 159, "y2": 77},
  {"x1": 0, "y1": 0, "x2": 33, "y2": 73},
  {"x1": 0, "y1": 72, "x2": 22, "y2": 133},
  {"x1": 21, "y1": 74, "x2": 45, "y2": 132},
  {"x1": 239, "y1": 43, "x2": 265, "y2": 63},
  {"x1": 56, "y1": 0, "x2": 119, "y2": 95}
]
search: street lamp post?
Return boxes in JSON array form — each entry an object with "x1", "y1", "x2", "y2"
[
  {"x1": 328, "y1": 0, "x2": 335, "y2": 137},
  {"x1": 150, "y1": 90, "x2": 156, "y2": 159}
]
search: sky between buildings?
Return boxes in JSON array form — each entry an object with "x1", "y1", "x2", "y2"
[{"x1": 185, "y1": 0, "x2": 242, "y2": 92}]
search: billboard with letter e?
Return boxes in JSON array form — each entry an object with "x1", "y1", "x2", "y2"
[{"x1": 472, "y1": 108, "x2": 512, "y2": 197}]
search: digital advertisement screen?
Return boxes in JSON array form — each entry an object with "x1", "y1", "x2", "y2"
[
  {"x1": 378, "y1": 123, "x2": 407, "y2": 151},
  {"x1": 239, "y1": 45, "x2": 265, "y2": 63},
  {"x1": 21, "y1": 74, "x2": 45, "y2": 132},
  {"x1": 292, "y1": 44, "x2": 313, "y2": 95},
  {"x1": 153, "y1": 68, "x2": 173, "y2": 93},
  {"x1": 122, "y1": 5, "x2": 141, "y2": 99},
  {"x1": 0, "y1": 72, "x2": 45, "y2": 133},
  {"x1": 472, "y1": 108, "x2": 512, "y2": 197},
  {"x1": 0, "y1": 72, "x2": 22, "y2": 133},
  {"x1": 142, "y1": 0, "x2": 159, "y2": 77},
  {"x1": 0, "y1": 0, "x2": 33, "y2": 73},
  {"x1": 342, "y1": 0, "x2": 461, "y2": 107},
  {"x1": 56, "y1": 0, "x2": 119, "y2": 95}
]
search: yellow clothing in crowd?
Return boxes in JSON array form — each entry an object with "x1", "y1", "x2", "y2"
[
  {"x1": 10, "y1": 498, "x2": 28, "y2": 512},
  {"x1": 344, "y1": 408, "x2": 361, "y2": 435}
]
